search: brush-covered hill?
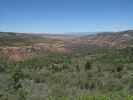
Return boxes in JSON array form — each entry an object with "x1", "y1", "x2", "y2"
[
  {"x1": 73, "y1": 30, "x2": 133, "y2": 48},
  {"x1": 0, "y1": 32, "x2": 47, "y2": 46}
]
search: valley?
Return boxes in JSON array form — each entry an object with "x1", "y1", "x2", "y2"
[{"x1": 0, "y1": 30, "x2": 133, "y2": 100}]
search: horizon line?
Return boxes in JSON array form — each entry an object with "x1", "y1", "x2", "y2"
[{"x1": 0, "y1": 29, "x2": 133, "y2": 34}]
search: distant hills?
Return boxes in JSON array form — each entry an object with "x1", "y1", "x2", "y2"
[
  {"x1": 0, "y1": 30, "x2": 133, "y2": 48},
  {"x1": 75, "y1": 30, "x2": 133, "y2": 48},
  {"x1": 0, "y1": 30, "x2": 133, "y2": 61},
  {"x1": 0, "y1": 32, "x2": 48, "y2": 46}
]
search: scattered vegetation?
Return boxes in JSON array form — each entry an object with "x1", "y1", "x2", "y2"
[
  {"x1": 0, "y1": 46, "x2": 133, "y2": 100},
  {"x1": 0, "y1": 31, "x2": 133, "y2": 99}
]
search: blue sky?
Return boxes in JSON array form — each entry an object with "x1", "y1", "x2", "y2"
[{"x1": 0, "y1": 0, "x2": 133, "y2": 33}]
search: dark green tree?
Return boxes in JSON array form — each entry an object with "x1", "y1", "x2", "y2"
[{"x1": 85, "y1": 61, "x2": 92, "y2": 70}]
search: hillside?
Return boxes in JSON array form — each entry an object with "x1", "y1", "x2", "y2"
[
  {"x1": 75, "y1": 30, "x2": 133, "y2": 48},
  {"x1": 0, "y1": 32, "x2": 47, "y2": 46},
  {"x1": 0, "y1": 32, "x2": 69, "y2": 61}
]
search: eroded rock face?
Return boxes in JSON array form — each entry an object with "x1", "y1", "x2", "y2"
[
  {"x1": 0, "y1": 47, "x2": 33, "y2": 61},
  {"x1": 0, "y1": 42, "x2": 69, "y2": 61}
]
